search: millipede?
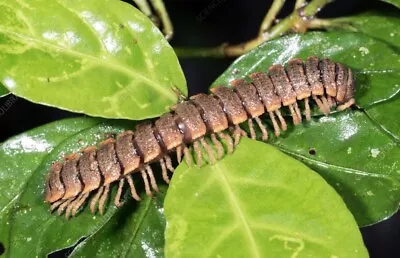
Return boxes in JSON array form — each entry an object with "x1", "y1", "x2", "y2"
[{"x1": 44, "y1": 56, "x2": 356, "y2": 219}]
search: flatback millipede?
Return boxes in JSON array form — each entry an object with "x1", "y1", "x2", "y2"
[{"x1": 44, "y1": 56, "x2": 356, "y2": 219}]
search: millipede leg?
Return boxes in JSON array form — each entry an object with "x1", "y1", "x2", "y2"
[
  {"x1": 337, "y1": 98, "x2": 355, "y2": 111},
  {"x1": 165, "y1": 155, "x2": 174, "y2": 172},
  {"x1": 90, "y1": 186, "x2": 104, "y2": 214},
  {"x1": 269, "y1": 111, "x2": 281, "y2": 137},
  {"x1": 176, "y1": 145, "x2": 183, "y2": 163},
  {"x1": 57, "y1": 198, "x2": 74, "y2": 216},
  {"x1": 146, "y1": 165, "x2": 159, "y2": 193},
  {"x1": 274, "y1": 109, "x2": 287, "y2": 131},
  {"x1": 66, "y1": 194, "x2": 85, "y2": 219},
  {"x1": 327, "y1": 96, "x2": 334, "y2": 107},
  {"x1": 126, "y1": 175, "x2": 141, "y2": 201},
  {"x1": 320, "y1": 96, "x2": 331, "y2": 114},
  {"x1": 114, "y1": 178, "x2": 125, "y2": 207},
  {"x1": 293, "y1": 101, "x2": 302, "y2": 123},
  {"x1": 217, "y1": 132, "x2": 233, "y2": 154},
  {"x1": 160, "y1": 158, "x2": 170, "y2": 184},
  {"x1": 211, "y1": 133, "x2": 224, "y2": 159},
  {"x1": 248, "y1": 119, "x2": 256, "y2": 140},
  {"x1": 304, "y1": 98, "x2": 311, "y2": 121},
  {"x1": 50, "y1": 199, "x2": 66, "y2": 212},
  {"x1": 193, "y1": 141, "x2": 203, "y2": 167},
  {"x1": 98, "y1": 184, "x2": 110, "y2": 215},
  {"x1": 200, "y1": 137, "x2": 216, "y2": 164},
  {"x1": 254, "y1": 116, "x2": 268, "y2": 141},
  {"x1": 288, "y1": 104, "x2": 300, "y2": 125},
  {"x1": 312, "y1": 96, "x2": 329, "y2": 115},
  {"x1": 183, "y1": 145, "x2": 193, "y2": 166},
  {"x1": 141, "y1": 168, "x2": 153, "y2": 197},
  {"x1": 232, "y1": 126, "x2": 241, "y2": 146},
  {"x1": 71, "y1": 192, "x2": 89, "y2": 217}
]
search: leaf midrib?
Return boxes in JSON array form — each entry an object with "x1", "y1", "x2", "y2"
[
  {"x1": 214, "y1": 163, "x2": 260, "y2": 258},
  {"x1": 0, "y1": 27, "x2": 175, "y2": 102}
]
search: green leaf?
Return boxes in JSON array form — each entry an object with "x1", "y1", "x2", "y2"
[
  {"x1": 212, "y1": 32, "x2": 400, "y2": 226},
  {"x1": 0, "y1": 0, "x2": 186, "y2": 120},
  {"x1": 1, "y1": 118, "x2": 165, "y2": 257},
  {"x1": 212, "y1": 32, "x2": 400, "y2": 108},
  {"x1": 0, "y1": 83, "x2": 8, "y2": 97},
  {"x1": 165, "y1": 138, "x2": 368, "y2": 258},
  {"x1": 365, "y1": 95, "x2": 400, "y2": 142},
  {"x1": 380, "y1": 0, "x2": 400, "y2": 8},
  {"x1": 70, "y1": 185, "x2": 167, "y2": 258},
  {"x1": 333, "y1": 11, "x2": 400, "y2": 48},
  {"x1": 0, "y1": 117, "x2": 101, "y2": 256},
  {"x1": 272, "y1": 110, "x2": 400, "y2": 226}
]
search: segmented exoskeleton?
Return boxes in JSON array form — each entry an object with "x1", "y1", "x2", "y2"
[{"x1": 45, "y1": 56, "x2": 356, "y2": 219}]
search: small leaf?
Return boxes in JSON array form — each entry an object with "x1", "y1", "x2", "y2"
[
  {"x1": 212, "y1": 32, "x2": 400, "y2": 108},
  {"x1": 165, "y1": 139, "x2": 368, "y2": 258},
  {"x1": 70, "y1": 185, "x2": 166, "y2": 258},
  {"x1": 0, "y1": 0, "x2": 186, "y2": 120},
  {"x1": 0, "y1": 117, "x2": 101, "y2": 256},
  {"x1": 380, "y1": 0, "x2": 400, "y2": 8}
]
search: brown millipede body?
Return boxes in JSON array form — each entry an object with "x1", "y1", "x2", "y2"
[{"x1": 44, "y1": 56, "x2": 356, "y2": 219}]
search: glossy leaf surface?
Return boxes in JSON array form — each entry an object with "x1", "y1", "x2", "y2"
[
  {"x1": 212, "y1": 32, "x2": 400, "y2": 226},
  {"x1": 0, "y1": 118, "x2": 165, "y2": 257},
  {"x1": 0, "y1": 0, "x2": 186, "y2": 120},
  {"x1": 165, "y1": 139, "x2": 368, "y2": 258}
]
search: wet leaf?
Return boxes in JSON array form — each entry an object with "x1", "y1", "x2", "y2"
[
  {"x1": 1, "y1": 118, "x2": 165, "y2": 257},
  {"x1": 335, "y1": 11, "x2": 400, "y2": 48},
  {"x1": 0, "y1": 117, "x2": 101, "y2": 256},
  {"x1": 70, "y1": 185, "x2": 167, "y2": 258},
  {"x1": 0, "y1": 0, "x2": 186, "y2": 120},
  {"x1": 165, "y1": 139, "x2": 368, "y2": 258},
  {"x1": 212, "y1": 32, "x2": 400, "y2": 108},
  {"x1": 212, "y1": 32, "x2": 400, "y2": 226},
  {"x1": 364, "y1": 95, "x2": 400, "y2": 142},
  {"x1": 271, "y1": 111, "x2": 400, "y2": 226}
]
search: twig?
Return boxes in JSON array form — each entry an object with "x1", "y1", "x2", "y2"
[
  {"x1": 259, "y1": 0, "x2": 286, "y2": 35},
  {"x1": 295, "y1": 0, "x2": 306, "y2": 9},
  {"x1": 132, "y1": 0, "x2": 152, "y2": 17},
  {"x1": 175, "y1": 0, "x2": 331, "y2": 58},
  {"x1": 150, "y1": 0, "x2": 174, "y2": 40}
]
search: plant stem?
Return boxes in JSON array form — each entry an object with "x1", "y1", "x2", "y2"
[
  {"x1": 175, "y1": 0, "x2": 331, "y2": 58},
  {"x1": 132, "y1": 0, "x2": 152, "y2": 17},
  {"x1": 150, "y1": 0, "x2": 174, "y2": 40},
  {"x1": 295, "y1": 0, "x2": 306, "y2": 9},
  {"x1": 259, "y1": 0, "x2": 286, "y2": 36}
]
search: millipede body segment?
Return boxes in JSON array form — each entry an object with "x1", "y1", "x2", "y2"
[{"x1": 44, "y1": 56, "x2": 356, "y2": 218}]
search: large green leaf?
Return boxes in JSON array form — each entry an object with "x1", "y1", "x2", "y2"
[
  {"x1": 0, "y1": 0, "x2": 186, "y2": 120},
  {"x1": 165, "y1": 139, "x2": 368, "y2": 258},
  {"x1": 0, "y1": 117, "x2": 101, "y2": 256},
  {"x1": 335, "y1": 11, "x2": 400, "y2": 48},
  {"x1": 70, "y1": 185, "x2": 167, "y2": 258},
  {"x1": 1, "y1": 119, "x2": 165, "y2": 257},
  {"x1": 212, "y1": 32, "x2": 400, "y2": 108},
  {"x1": 272, "y1": 110, "x2": 400, "y2": 226},
  {"x1": 212, "y1": 32, "x2": 400, "y2": 226}
]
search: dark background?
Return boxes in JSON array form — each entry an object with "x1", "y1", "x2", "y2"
[{"x1": 0, "y1": 0, "x2": 399, "y2": 257}]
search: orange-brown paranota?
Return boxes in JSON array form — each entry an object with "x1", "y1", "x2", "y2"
[{"x1": 44, "y1": 56, "x2": 356, "y2": 219}]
